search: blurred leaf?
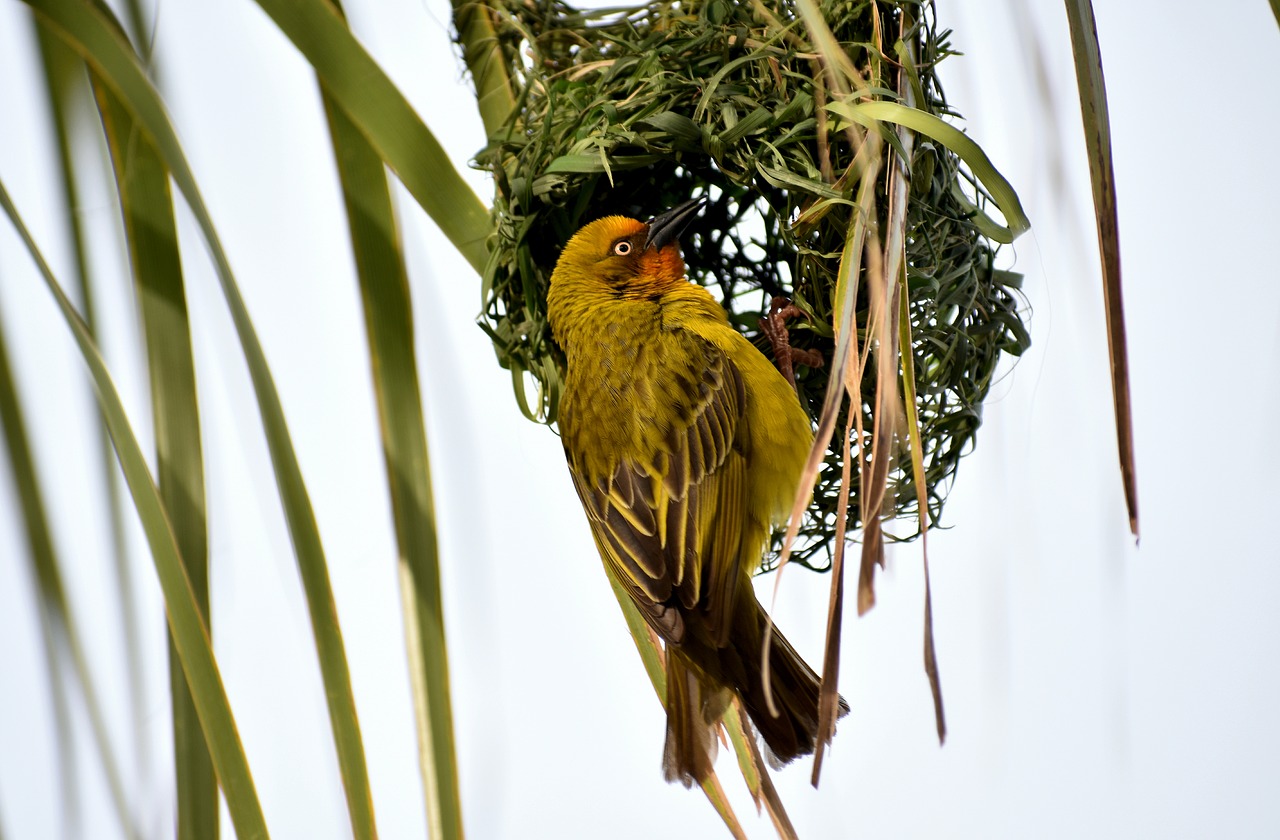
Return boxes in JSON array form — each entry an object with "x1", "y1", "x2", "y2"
[
  {"x1": 250, "y1": 0, "x2": 490, "y2": 274},
  {"x1": 0, "y1": 286, "x2": 138, "y2": 839},
  {"x1": 101, "y1": 8, "x2": 378, "y2": 839},
  {"x1": 91, "y1": 66, "x2": 218, "y2": 840},
  {"x1": 603, "y1": 562, "x2": 748, "y2": 839},
  {"x1": 320, "y1": 5, "x2": 457, "y2": 834},
  {"x1": 117, "y1": 0, "x2": 151, "y2": 60},
  {"x1": 1063, "y1": 0, "x2": 1139, "y2": 538},
  {"x1": 722, "y1": 705, "x2": 761, "y2": 801},
  {"x1": 0, "y1": 176, "x2": 270, "y2": 840},
  {"x1": 27, "y1": 3, "x2": 374, "y2": 835},
  {"x1": 730, "y1": 703, "x2": 797, "y2": 840},
  {"x1": 30, "y1": 14, "x2": 143, "y2": 829}
]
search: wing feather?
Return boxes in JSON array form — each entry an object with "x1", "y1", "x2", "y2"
[{"x1": 564, "y1": 333, "x2": 749, "y2": 644}]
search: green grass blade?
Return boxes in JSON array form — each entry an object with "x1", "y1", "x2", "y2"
[
  {"x1": 26, "y1": 14, "x2": 135, "y2": 824},
  {"x1": 24, "y1": 4, "x2": 390, "y2": 836},
  {"x1": 1063, "y1": 0, "x2": 1139, "y2": 538},
  {"x1": 322, "y1": 90, "x2": 427, "y2": 839},
  {"x1": 602, "y1": 562, "x2": 748, "y2": 839},
  {"x1": 721, "y1": 707, "x2": 760, "y2": 803},
  {"x1": 250, "y1": 0, "x2": 490, "y2": 274},
  {"x1": 320, "y1": 53, "x2": 456, "y2": 840},
  {"x1": 827, "y1": 99, "x2": 1031, "y2": 243},
  {"x1": 0, "y1": 178, "x2": 270, "y2": 839},
  {"x1": 90, "y1": 72, "x2": 217, "y2": 840},
  {"x1": 308, "y1": 10, "x2": 477, "y2": 840},
  {"x1": 730, "y1": 702, "x2": 797, "y2": 840},
  {"x1": 0, "y1": 297, "x2": 134, "y2": 838},
  {"x1": 31, "y1": 14, "x2": 150, "y2": 797}
]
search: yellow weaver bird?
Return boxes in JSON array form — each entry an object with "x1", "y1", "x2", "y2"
[{"x1": 547, "y1": 199, "x2": 845, "y2": 785}]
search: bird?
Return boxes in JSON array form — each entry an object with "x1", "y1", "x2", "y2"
[{"x1": 547, "y1": 198, "x2": 844, "y2": 786}]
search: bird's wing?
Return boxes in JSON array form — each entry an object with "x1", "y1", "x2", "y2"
[{"x1": 567, "y1": 333, "x2": 749, "y2": 646}]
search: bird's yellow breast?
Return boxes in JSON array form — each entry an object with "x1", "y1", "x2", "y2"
[
  {"x1": 548, "y1": 213, "x2": 813, "y2": 528},
  {"x1": 554, "y1": 276, "x2": 811, "y2": 528}
]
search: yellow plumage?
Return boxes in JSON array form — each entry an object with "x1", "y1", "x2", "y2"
[{"x1": 547, "y1": 202, "x2": 842, "y2": 785}]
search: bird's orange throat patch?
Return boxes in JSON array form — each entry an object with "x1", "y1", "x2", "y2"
[{"x1": 631, "y1": 244, "x2": 688, "y2": 297}]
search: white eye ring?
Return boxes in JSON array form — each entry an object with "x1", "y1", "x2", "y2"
[{"x1": 613, "y1": 240, "x2": 632, "y2": 256}]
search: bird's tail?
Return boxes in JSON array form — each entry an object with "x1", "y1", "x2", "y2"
[
  {"x1": 661, "y1": 596, "x2": 846, "y2": 786},
  {"x1": 732, "y1": 598, "x2": 847, "y2": 769},
  {"x1": 662, "y1": 650, "x2": 729, "y2": 786}
]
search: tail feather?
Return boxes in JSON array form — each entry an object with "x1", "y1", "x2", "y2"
[
  {"x1": 661, "y1": 596, "x2": 847, "y2": 785},
  {"x1": 733, "y1": 603, "x2": 844, "y2": 767},
  {"x1": 662, "y1": 652, "x2": 727, "y2": 787}
]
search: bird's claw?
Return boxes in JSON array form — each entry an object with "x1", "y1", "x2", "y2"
[{"x1": 758, "y1": 296, "x2": 824, "y2": 390}]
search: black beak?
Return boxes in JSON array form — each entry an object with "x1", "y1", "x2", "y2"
[{"x1": 644, "y1": 198, "x2": 705, "y2": 252}]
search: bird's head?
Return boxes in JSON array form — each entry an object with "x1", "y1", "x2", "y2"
[{"x1": 550, "y1": 199, "x2": 704, "y2": 301}]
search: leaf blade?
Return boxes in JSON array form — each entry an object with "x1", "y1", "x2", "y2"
[
  {"x1": 28, "y1": 16, "x2": 144, "y2": 833},
  {"x1": 827, "y1": 99, "x2": 1032, "y2": 243},
  {"x1": 602, "y1": 563, "x2": 749, "y2": 839},
  {"x1": 90, "y1": 66, "x2": 218, "y2": 840},
  {"x1": 899, "y1": 268, "x2": 945, "y2": 744},
  {"x1": 24, "y1": 4, "x2": 376, "y2": 836},
  {"x1": 0, "y1": 175, "x2": 271, "y2": 840},
  {"x1": 1063, "y1": 0, "x2": 1139, "y2": 538},
  {"x1": 0, "y1": 280, "x2": 139, "y2": 840},
  {"x1": 320, "y1": 26, "x2": 460, "y2": 835},
  {"x1": 250, "y1": 0, "x2": 491, "y2": 274}
]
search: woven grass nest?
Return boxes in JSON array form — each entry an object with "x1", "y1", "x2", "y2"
[{"x1": 475, "y1": 0, "x2": 1029, "y2": 571}]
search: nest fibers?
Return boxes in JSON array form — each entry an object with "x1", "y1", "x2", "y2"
[{"x1": 474, "y1": 0, "x2": 1029, "y2": 571}]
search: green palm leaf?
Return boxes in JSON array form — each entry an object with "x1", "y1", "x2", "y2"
[
  {"x1": 92, "y1": 68, "x2": 218, "y2": 840},
  {"x1": 0, "y1": 176, "x2": 270, "y2": 839},
  {"x1": 25, "y1": 1, "x2": 377, "y2": 834},
  {"x1": 250, "y1": 0, "x2": 490, "y2": 274},
  {"x1": 0, "y1": 278, "x2": 138, "y2": 840}
]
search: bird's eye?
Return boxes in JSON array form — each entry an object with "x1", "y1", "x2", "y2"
[{"x1": 612, "y1": 240, "x2": 632, "y2": 256}]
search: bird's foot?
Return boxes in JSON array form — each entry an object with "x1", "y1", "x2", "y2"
[{"x1": 758, "y1": 296, "x2": 824, "y2": 389}]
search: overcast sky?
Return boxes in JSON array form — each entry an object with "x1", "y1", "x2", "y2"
[{"x1": 1, "y1": 1, "x2": 1278, "y2": 838}]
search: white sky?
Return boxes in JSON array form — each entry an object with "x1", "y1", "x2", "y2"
[{"x1": 1, "y1": 0, "x2": 1278, "y2": 838}]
